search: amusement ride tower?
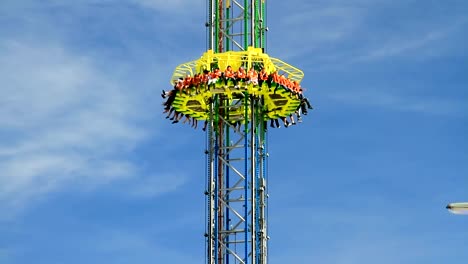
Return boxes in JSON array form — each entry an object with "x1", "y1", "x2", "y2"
[{"x1": 163, "y1": 1, "x2": 309, "y2": 263}]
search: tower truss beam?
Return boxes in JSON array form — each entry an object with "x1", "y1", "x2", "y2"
[
  {"x1": 209, "y1": 0, "x2": 266, "y2": 52},
  {"x1": 205, "y1": 93, "x2": 268, "y2": 264}
]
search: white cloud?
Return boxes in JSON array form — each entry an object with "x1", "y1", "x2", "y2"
[
  {"x1": 131, "y1": 0, "x2": 204, "y2": 13},
  {"x1": 270, "y1": 1, "x2": 467, "y2": 68},
  {"x1": 0, "y1": 39, "x2": 156, "y2": 214},
  {"x1": 359, "y1": 31, "x2": 444, "y2": 61},
  {"x1": 270, "y1": 5, "x2": 364, "y2": 59},
  {"x1": 355, "y1": 18, "x2": 468, "y2": 62},
  {"x1": 327, "y1": 89, "x2": 467, "y2": 116},
  {"x1": 0, "y1": 0, "x2": 203, "y2": 221},
  {"x1": 126, "y1": 173, "x2": 188, "y2": 198}
]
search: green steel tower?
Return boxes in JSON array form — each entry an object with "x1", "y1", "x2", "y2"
[
  {"x1": 164, "y1": 1, "x2": 308, "y2": 263},
  {"x1": 206, "y1": 1, "x2": 268, "y2": 263}
]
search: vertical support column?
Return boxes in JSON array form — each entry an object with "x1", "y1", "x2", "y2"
[
  {"x1": 224, "y1": 99, "x2": 230, "y2": 264},
  {"x1": 261, "y1": 0, "x2": 267, "y2": 49},
  {"x1": 213, "y1": 96, "x2": 220, "y2": 264},
  {"x1": 243, "y1": 92, "x2": 249, "y2": 264},
  {"x1": 211, "y1": 0, "x2": 264, "y2": 51},
  {"x1": 218, "y1": 0, "x2": 224, "y2": 52},
  {"x1": 243, "y1": 0, "x2": 249, "y2": 48},
  {"x1": 207, "y1": 99, "x2": 215, "y2": 264},
  {"x1": 208, "y1": 0, "x2": 215, "y2": 50},
  {"x1": 225, "y1": 0, "x2": 230, "y2": 51},
  {"x1": 255, "y1": 0, "x2": 264, "y2": 49},
  {"x1": 250, "y1": 95, "x2": 256, "y2": 264},
  {"x1": 250, "y1": 0, "x2": 255, "y2": 47},
  {"x1": 258, "y1": 98, "x2": 268, "y2": 264}
]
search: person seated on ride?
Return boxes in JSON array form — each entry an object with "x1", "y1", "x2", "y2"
[
  {"x1": 174, "y1": 78, "x2": 184, "y2": 94},
  {"x1": 270, "y1": 71, "x2": 279, "y2": 89},
  {"x1": 162, "y1": 87, "x2": 175, "y2": 99},
  {"x1": 235, "y1": 66, "x2": 247, "y2": 89},
  {"x1": 208, "y1": 68, "x2": 222, "y2": 87},
  {"x1": 290, "y1": 81, "x2": 299, "y2": 94},
  {"x1": 172, "y1": 78, "x2": 182, "y2": 89},
  {"x1": 163, "y1": 87, "x2": 177, "y2": 113},
  {"x1": 201, "y1": 70, "x2": 210, "y2": 90},
  {"x1": 183, "y1": 75, "x2": 193, "y2": 93},
  {"x1": 247, "y1": 67, "x2": 258, "y2": 86},
  {"x1": 192, "y1": 73, "x2": 202, "y2": 93},
  {"x1": 274, "y1": 73, "x2": 287, "y2": 94},
  {"x1": 293, "y1": 80, "x2": 304, "y2": 98},
  {"x1": 258, "y1": 67, "x2": 269, "y2": 88},
  {"x1": 224, "y1": 65, "x2": 236, "y2": 86},
  {"x1": 283, "y1": 76, "x2": 293, "y2": 93},
  {"x1": 162, "y1": 79, "x2": 178, "y2": 98}
]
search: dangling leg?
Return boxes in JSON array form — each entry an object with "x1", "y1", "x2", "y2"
[
  {"x1": 296, "y1": 109, "x2": 302, "y2": 123},
  {"x1": 172, "y1": 112, "x2": 180, "y2": 123},
  {"x1": 182, "y1": 114, "x2": 191, "y2": 124},
  {"x1": 290, "y1": 114, "x2": 296, "y2": 125},
  {"x1": 282, "y1": 117, "x2": 290, "y2": 128}
]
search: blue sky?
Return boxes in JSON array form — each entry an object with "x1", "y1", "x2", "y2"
[{"x1": 0, "y1": 0, "x2": 467, "y2": 263}]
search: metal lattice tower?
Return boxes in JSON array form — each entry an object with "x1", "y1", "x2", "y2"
[
  {"x1": 206, "y1": 1, "x2": 267, "y2": 263},
  {"x1": 207, "y1": 0, "x2": 266, "y2": 52},
  {"x1": 164, "y1": 1, "x2": 308, "y2": 263}
]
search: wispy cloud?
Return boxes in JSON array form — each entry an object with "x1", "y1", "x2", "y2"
[
  {"x1": 131, "y1": 0, "x2": 204, "y2": 13},
  {"x1": 327, "y1": 89, "x2": 467, "y2": 116},
  {"x1": 270, "y1": 1, "x2": 467, "y2": 69},
  {"x1": 269, "y1": 4, "x2": 364, "y2": 60},
  {"x1": 0, "y1": 38, "x2": 166, "y2": 215},
  {"x1": 353, "y1": 18, "x2": 468, "y2": 63},
  {"x1": 0, "y1": 0, "x2": 204, "y2": 220}
]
